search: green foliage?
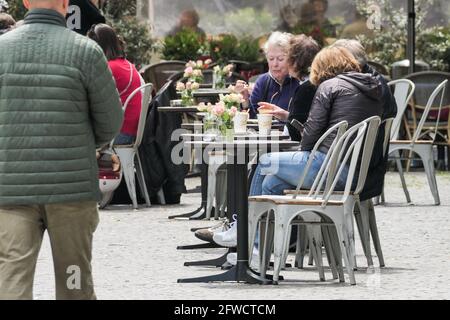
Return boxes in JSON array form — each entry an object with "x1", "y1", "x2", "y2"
[
  {"x1": 209, "y1": 34, "x2": 238, "y2": 64},
  {"x1": 224, "y1": 8, "x2": 274, "y2": 38},
  {"x1": 108, "y1": 15, "x2": 153, "y2": 69},
  {"x1": 234, "y1": 36, "x2": 262, "y2": 63},
  {"x1": 4, "y1": 0, "x2": 26, "y2": 20},
  {"x1": 354, "y1": 0, "x2": 439, "y2": 68},
  {"x1": 417, "y1": 27, "x2": 450, "y2": 71},
  {"x1": 103, "y1": 0, "x2": 136, "y2": 20},
  {"x1": 103, "y1": 0, "x2": 154, "y2": 69},
  {"x1": 161, "y1": 28, "x2": 204, "y2": 61}
]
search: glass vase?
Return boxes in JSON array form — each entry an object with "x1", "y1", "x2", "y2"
[{"x1": 213, "y1": 72, "x2": 226, "y2": 89}]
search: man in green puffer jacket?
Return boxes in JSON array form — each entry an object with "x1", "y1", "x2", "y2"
[{"x1": 0, "y1": 0, "x2": 123, "y2": 300}]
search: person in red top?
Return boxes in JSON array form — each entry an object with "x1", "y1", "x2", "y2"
[{"x1": 87, "y1": 23, "x2": 143, "y2": 145}]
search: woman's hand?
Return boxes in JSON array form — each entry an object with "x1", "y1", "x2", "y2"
[
  {"x1": 257, "y1": 102, "x2": 289, "y2": 121},
  {"x1": 234, "y1": 80, "x2": 250, "y2": 101}
]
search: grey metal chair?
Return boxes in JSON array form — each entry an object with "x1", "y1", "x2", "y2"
[
  {"x1": 140, "y1": 61, "x2": 186, "y2": 92},
  {"x1": 113, "y1": 83, "x2": 164, "y2": 209},
  {"x1": 387, "y1": 79, "x2": 448, "y2": 205}
]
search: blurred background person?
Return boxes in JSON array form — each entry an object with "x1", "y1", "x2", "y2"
[{"x1": 166, "y1": 8, "x2": 205, "y2": 37}]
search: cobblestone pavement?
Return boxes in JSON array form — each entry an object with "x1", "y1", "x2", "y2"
[{"x1": 33, "y1": 172, "x2": 450, "y2": 300}]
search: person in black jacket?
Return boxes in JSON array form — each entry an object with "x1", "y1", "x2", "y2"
[
  {"x1": 332, "y1": 39, "x2": 397, "y2": 201},
  {"x1": 67, "y1": 0, "x2": 105, "y2": 35},
  {"x1": 256, "y1": 34, "x2": 321, "y2": 141}
]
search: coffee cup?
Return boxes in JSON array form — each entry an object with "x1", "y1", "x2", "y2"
[
  {"x1": 257, "y1": 113, "x2": 272, "y2": 135},
  {"x1": 233, "y1": 112, "x2": 249, "y2": 133}
]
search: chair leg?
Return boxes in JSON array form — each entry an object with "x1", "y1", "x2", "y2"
[
  {"x1": 417, "y1": 147, "x2": 440, "y2": 205},
  {"x1": 308, "y1": 241, "x2": 314, "y2": 266},
  {"x1": 394, "y1": 151, "x2": 412, "y2": 203},
  {"x1": 326, "y1": 225, "x2": 345, "y2": 282},
  {"x1": 344, "y1": 201, "x2": 357, "y2": 270},
  {"x1": 335, "y1": 222, "x2": 356, "y2": 285},
  {"x1": 306, "y1": 225, "x2": 325, "y2": 281},
  {"x1": 294, "y1": 225, "x2": 307, "y2": 269},
  {"x1": 367, "y1": 199, "x2": 385, "y2": 267},
  {"x1": 115, "y1": 149, "x2": 138, "y2": 209},
  {"x1": 157, "y1": 188, "x2": 165, "y2": 205},
  {"x1": 358, "y1": 201, "x2": 374, "y2": 267},
  {"x1": 322, "y1": 225, "x2": 339, "y2": 280},
  {"x1": 272, "y1": 209, "x2": 292, "y2": 283},
  {"x1": 135, "y1": 152, "x2": 151, "y2": 207}
]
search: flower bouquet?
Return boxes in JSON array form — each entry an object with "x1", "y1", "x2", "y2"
[
  {"x1": 184, "y1": 59, "x2": 212, "y2": 83},
  {"x1": 212, "y1": 64, "x2": 234, "y2": 89},
  {"x1": 176, "y1": 81, "x2": 200, "y2": 106},
  {"x1": 198, "y1": 92, "x2": 244, "y2": 139}
]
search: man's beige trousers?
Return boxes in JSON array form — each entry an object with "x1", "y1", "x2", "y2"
[{"x1": 0, "y1": 201, "x2": 99, "y2": 300}]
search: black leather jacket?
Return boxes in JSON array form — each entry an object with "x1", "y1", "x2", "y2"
[{"x1": 300, "y1": 72, "x2": 384, "y2": 154}]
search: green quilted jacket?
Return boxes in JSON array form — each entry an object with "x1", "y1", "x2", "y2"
[{"x1": 0, "y1": 9, "x2": 123, "y2": 205}]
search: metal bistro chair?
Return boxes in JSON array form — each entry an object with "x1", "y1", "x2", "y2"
[
  {"x1": 387, "y1": 79, "x2": 448, "y2": 205},
  {"x1": 140, "y1": 61, "x2": 186, "y2": 93},
  {"x1": 377, "y1": 79, "x2": 415, "y2": 204},
  {"x1": 113, "y1": 83, "x2": 159, "y2": 209},
  {"x1": 249, "y1": 117, "x2": 381, "y2": 285},
  {"x1": 404, "y1": 71, "x2": 450, "y2": 171},
  {"x1": 283, "y1": 117, "x2": 383, "y2": 271}
]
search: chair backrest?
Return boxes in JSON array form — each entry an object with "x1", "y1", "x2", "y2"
[
  {"x1": 404, "y1": 71, "x2": 450, "y2": 108},
  {"x1": 382, "y1": 118, "x2": 395, "y2": 155},
  {"x1": 294, "y1": 121, "x2": 369, "y2": 205},
  {"x1": 410, "y1": 79, "x2": 448, "y2": 144},
  {"x1": 117, "y1": 83, "x2": 153, "y2": 149},
  {"x1": 293, "y1": 120, "x2": 348, "y2": 199},
  {"x1": 140, "y1": 61, "x2": 186, "y2": 92},
  {"x1": 388, "y1": 79, "x2": 415, "y2": 140},
  {"x1": 322, "y1": 121, "x2": 369, "y2": 205},
  {"x1": 352, "y1": 116, "x2": 382, "y2": 196}
]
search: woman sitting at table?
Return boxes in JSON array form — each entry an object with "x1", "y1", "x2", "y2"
[
  {"x1": 213, "y1": 46, "x2": 384, "y2": 249},
  {"x1": 256, "y1": 34, "x2": 320, "y2": 141},
  {"x1": 241, "y1": 31, "x2": 299, "y2": 118},
  {"x1": 87, "y1": 23, "x2": 144, "y2": 145}
]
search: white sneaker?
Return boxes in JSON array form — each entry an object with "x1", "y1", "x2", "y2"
[
  {"x1": 226, "y1": 247, "x2": 260, "y2": 271},
  {"x1": 213, "y1": 214, "x2": 237, "y2": 247}
]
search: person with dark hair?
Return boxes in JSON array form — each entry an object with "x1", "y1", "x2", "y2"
[
  {"x1": 87, "y1": 23, "x2": 144, "y2": 145},
  {"x1": 166, "y1": 8, "x2": 205, "y2": 37},
  {"x1": 0, "y1": 13, "x2": 15, "y2": 35},
  {"x1": 257, "y1": 34, "x2": 321, "y2": 141},
  {"x1": 0, "y1": 0, "x2": 123, "y2": 299},
  {"x1": 67, "y1": 0, "x2": 105, "y2": 35}
]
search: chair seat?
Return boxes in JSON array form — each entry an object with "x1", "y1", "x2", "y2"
[
  {"x1": 113, "y1": 144, "x2": 134, "y2": 148},
  {"x1": 390, "y1": 140, "x2": 433, "y2": 145},
  {"x1": 283, "y1": 189, "x2": 351, "y2": 195},
  {"x1": 248, "y1": 195, "x2": 343, "y2": 206}
]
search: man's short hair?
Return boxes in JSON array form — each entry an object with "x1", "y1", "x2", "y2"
[{"x1": 333, "y1": 39, "x2": 368, "y2": 67}]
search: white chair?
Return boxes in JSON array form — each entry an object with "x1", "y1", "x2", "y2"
[
  {"x1": 249, "y1": 117, "x2": 381, "y2": 285},
  {"x1": 376, "y1": 79, "x2": 415, "y2": 204},
  {"x1": 386, "y1": 79, "x2": 447, "y2": 205},
  {"x1": 113, "y1": 83, "x2": 164, "y2": 209},
  {"x1": 285, "y1": 117, "x2": 383, "y2": 270},
  {"x1": 353, "y1": 118, "x2": 394, "y2": 268}
]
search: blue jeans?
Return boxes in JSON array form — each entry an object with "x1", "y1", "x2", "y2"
[
  {"x1": 249, "y1": 150, "x2": 348, "y2": 249},
  {"x1": 250, "y1": 151, "x2": 329, "y2": 196},
  {"x1": 114, "y1": 133, "x2": 135, "y2": 145}
]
